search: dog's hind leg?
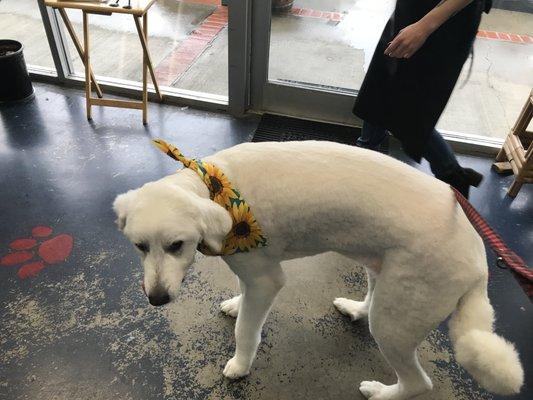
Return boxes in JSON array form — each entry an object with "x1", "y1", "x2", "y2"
[
  {"x1": 220, "y1": 277, "x2": 244, "y2": 318},
  {"x1": 360, "y1": 288, "x2": 433, "y2": 399},
  {"x1": 222, "y1": 254, "x2": 286, "y2": 379},
  {"x1": 334, "y1": 267, "x2": 376, "y2": 321},
  {"x1": 359, "y1": 261, "x2": 461, "y2": 400}
]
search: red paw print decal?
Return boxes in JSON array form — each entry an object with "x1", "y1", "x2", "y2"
[{"x1": 1, "y1": 226, "x2": 74, "y2": 279}]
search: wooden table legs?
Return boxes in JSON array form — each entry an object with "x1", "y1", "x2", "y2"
[
  {"x1": 58, "y1": 8, "x2": 103, "y2": 99},
  {"x1": 83, "y1": 10, "x2": 91, "y2": 120},
  {"x1": 58, "y1": 8, "x2": 162, "y2": 123},
  {"x1": 133, "y1": 13, "x2": 163, "y2": 124},
  {"x1": 493, "y1": 89, "x2": 533, "y2": 198},
  {"x1": 142, "y1": 13, "x2": 148, "y2": 124}
]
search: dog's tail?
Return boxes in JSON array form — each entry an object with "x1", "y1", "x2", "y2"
[{"x1": 448, "y1": 280, "x2": 524, "y2": 395}]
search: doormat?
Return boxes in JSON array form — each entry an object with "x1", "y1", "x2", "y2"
[{"x1": 251, "y1": 114, "x2": 360, "y2": 145}]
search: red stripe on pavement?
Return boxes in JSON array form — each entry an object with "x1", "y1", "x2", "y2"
[
  {"x1": 477, "y1": 30, "x2": 532, "y2": 44},
  {"x1": 291, "y1": 7, "x2": 344, "y2": 22},
  {"x1": 154, "y1": 6, "x2": 228, "y2": 86}
]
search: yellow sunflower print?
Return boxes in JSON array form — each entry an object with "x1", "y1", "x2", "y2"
[
  {"x1": 200, "y1": 162, "x2": 236, "y2": 207},
  {"x1": 152, "y1": 139, "x2": 199, "y2": 171},
  {"x1": 223, "y1": 202, "x2": 267, "y2": 254},
  {"x1": 152, "y1": 138, "x2": 268, "y2": 256}
]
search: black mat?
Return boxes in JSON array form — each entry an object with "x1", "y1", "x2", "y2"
[{"x1": 251, "y1": 113, "x2": 360, "y2": 145}]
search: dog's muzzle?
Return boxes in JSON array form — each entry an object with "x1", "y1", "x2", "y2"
[
  {"x1": 148, "y1": 293, "x2": 170, "y2": 307},
  {"x1": 142, "y1": 282, "x2": 170, "y2": 306}
]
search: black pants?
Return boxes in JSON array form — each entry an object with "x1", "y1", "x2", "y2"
[{"x1": 357, "y1": 121, "x2": 460, "y2": 177}]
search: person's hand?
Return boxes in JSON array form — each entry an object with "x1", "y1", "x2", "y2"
[{"x1": 384, "y1": 22, "x2": 432, "y2": 59}]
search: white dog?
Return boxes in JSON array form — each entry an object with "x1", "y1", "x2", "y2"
[{"x1": 113, "y1": 141, "x2": 523, "y2": 400}]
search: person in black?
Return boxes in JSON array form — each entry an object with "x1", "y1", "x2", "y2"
[{"x1": 353, "y1": 0, "x2": 492, "y2": 198}]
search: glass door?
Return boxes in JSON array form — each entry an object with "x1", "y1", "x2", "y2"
[
  {"x1": 250, "y1": 0, "x2": 533, "y2": 150},
  {"x1": 250, "y1": 0, "x2": 394, "y2": 125}
]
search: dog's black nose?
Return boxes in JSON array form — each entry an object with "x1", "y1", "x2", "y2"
[{"x1": 148, "y1": 293, "x2": 170, "y2": 307}]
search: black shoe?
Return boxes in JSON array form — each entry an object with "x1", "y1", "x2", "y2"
[
  {"x1": 355, "y1": 134, "x2": 390, "y2": 154},
  {"x1": 439, "y1": 167, "x2": 483, "y2": 199}
]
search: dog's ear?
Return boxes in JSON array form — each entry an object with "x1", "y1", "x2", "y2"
[
  {"x1": 196, "y1": 197, "x2": 232, "y2": 254},
  {"x1": 113, "y1": 190, "x2": 136, "y2": 231}
]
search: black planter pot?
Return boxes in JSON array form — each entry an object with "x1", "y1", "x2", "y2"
[
  {"x1": 0, "y1": 40, "x2": 35, "y2": 103},
  {"x1": 272, "y1": 0, "x2": 294, "y2": 14}
]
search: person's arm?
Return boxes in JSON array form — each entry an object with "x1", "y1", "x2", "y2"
[{"x1": 384, "y1": 0, "x2": 474, "y2": 59}]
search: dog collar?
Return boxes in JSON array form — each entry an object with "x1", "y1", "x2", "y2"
[{"x1": 152, "y1": 139, "x2": 268, "y2": 256}]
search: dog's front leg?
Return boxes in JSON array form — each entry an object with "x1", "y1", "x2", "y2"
[
  {"x1": 220, "y1": 277, "x2": 244, "y2": 318},
  {"x1": 222, "y1": 255, "x2": 285, "y2": 379}
]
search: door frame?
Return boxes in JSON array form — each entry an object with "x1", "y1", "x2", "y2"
[{"x1": 249, "y1": 0, "x2": 360, "y2": 125}]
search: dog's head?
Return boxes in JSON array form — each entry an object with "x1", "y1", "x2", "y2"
[{"x1": 113, "y1": 177, "x2": 232, "y2": 306}]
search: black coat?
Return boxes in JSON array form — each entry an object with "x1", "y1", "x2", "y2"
[{"x1": 353, "y1": 0, "x2": 489, "y2": 161}]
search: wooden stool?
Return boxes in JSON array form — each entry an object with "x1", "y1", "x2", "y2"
[
  {"x1": 44, "y1": 0, "x2": 163, "y2": 124},
  {"x1": 493, "y1": 89, "x2": 533, "y2": 198}
]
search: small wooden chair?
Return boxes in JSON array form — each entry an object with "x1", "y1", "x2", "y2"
[{"x1": 493, "y1": 89, "x2": 533, "y2": 198}]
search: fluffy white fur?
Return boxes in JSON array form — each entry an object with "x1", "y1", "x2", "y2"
[{"x1": 113, "y1": 141, "x2": 523, "y2": 399}]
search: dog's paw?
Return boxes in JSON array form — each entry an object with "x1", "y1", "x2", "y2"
[
  {"x1": 220, "y1": 295, "x2": 241, "y2": 318},
  {"x1": 333, "y1": 298, "x2": 368, "y2": 321},
  {"x1": 359, "y1": 381, "x2": 395, "y2": 400},
  {"x1": 359, "y1": 380, "x2": 430, "y2": 400},
  {"x1": 223, "y1": 357, "x2": 250, "y2": 379}
]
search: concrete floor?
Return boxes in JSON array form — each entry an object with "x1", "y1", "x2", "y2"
[
  {"x1": 0, "y1": 0, "x2": 56, "y2": 69},
  {"x1": 173, "y1": 26, "x2": 228, "y2": 94},
  {"x1": 438, "y1": 37, "x2": 533, "y2": 138},
  {"x1": 0, "y1": 83, "x2": 531, "y2": 400}
]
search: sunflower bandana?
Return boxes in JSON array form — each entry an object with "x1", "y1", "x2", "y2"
[{"x1": 152, "y1": 139, "x2": 268, "y2": 256}]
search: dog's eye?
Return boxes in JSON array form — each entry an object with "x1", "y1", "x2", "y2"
[
  {"x1": 135, "y1": 242, "x2": 149, "y2": 253},
  {"x1": 166, "y1": 240, "x2": 183, "y2": 253}
]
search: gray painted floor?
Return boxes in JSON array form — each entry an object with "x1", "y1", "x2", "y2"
[{"x1": 0, "y1": 83, "x2": 531, "y2": 400}]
